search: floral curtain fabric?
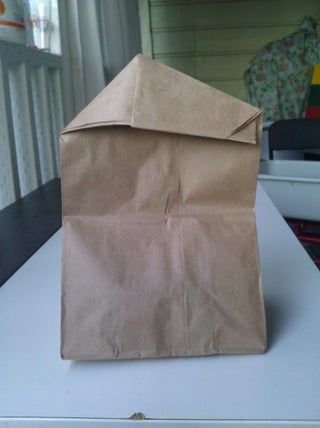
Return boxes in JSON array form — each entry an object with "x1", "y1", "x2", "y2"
[{"x1": 245, "y1": 17, "x2": 320, "y2": 121}]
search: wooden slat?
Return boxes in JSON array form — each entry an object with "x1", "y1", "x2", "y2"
[
  {"x1": 205, "y1": 79, "x2": 248, "y2": 101},
  {"x1": 152, "y1": 25, "x2": 298, "y2": 56},
  {"x1": 42, "y1": 67, "x2": 59, "y2": 177},
  {"x1": 32, "y1": 66, "x2": 57, "y2": 181},
  {"x1": 150, "y1": 0, "x2": 320, "y2": 30},
  {"x1": 23, "y1": 63, "x2": 42, "y2": 186},
  {"x1": 158, "y1": 52, "x2": 254, "y2": 81},
  {"x1": 157, "y1": 55, "x2": 250, "y2": 100},
  {"x1": 48, "y1": 68, "x2": 64, "y2": 174},
  {"x1": 51, "y1": 68, "x2": 64, "y2": 131},
  {"x1": 139, "y1": 0, "x2": 154, "y2": 58},
  {"x1": 0, "y1": 39, "x2": 62, "y2": 68},
  {"x1": 8, "y1": 64, "x2": 39, "y2": 197},
  {"x1": 154, "y1": 56, "x2": 196, "y2": 76},
  {"x1": 197, "y1": 53, "x2": 254, "y2": 80},
  {"x1": 0, "y1": 59, "x2": 20, "y2": 206}
]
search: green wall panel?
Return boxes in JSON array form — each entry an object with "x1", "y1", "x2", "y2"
[
  {"x1": 208, "y1": 79, "x2": 247, "y2": 100},
  {"x1": 139, "y1": 0, "x2": 320, "y2": 100},
  {"x1": 157, "y1": 55, "x2": 196, "y2": 76},
  {"x1": 152, "y1": 26, "x2": 298, "y2": 56},
  {"x1": 150, "y1": 0, "x2": 320, "y2": 30}
]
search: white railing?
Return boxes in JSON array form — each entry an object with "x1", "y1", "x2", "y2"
[{"x1": 0, "y1": 40, "x2": 64, "y2": 209}]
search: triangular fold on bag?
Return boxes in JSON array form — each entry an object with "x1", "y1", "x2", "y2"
[
  {"x1": 63, "y1": 54, "x2": 261, "y2": 144},
  {"x1": 63, "y1": 55, "x2": 138, "y2": 132}
]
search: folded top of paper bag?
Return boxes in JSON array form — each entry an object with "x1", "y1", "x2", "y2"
[{"x1": 62, "y1": 54, "x2": 261, "y2": 144}]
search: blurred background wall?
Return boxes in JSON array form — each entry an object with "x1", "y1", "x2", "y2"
[{"x1": 139, "y1": 0, "x2": 320, "y2": 100}]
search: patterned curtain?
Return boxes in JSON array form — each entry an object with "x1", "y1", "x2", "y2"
[{"x1": 245, "y1": 17, "x2": 320, "y2": 121}]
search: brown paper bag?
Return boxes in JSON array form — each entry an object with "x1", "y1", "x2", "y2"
[{"x1": 60, "y1": 54, "x2": 266, "y2": 360}]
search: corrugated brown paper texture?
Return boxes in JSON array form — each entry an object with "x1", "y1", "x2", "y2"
[{"x1": 60, "y1": 54, "x2": 266, "y2": 360}]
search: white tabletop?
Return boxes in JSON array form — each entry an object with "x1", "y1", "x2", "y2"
[{"x1": 1, "y1": 185, "x2": 320, "y2": 424}]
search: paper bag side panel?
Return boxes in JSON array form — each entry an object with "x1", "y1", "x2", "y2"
[
  {"x1": 181, "y1": 213, "x2": 266, "y2": 355},
  {"x1": 178, "y1": 132, "x2": 260, "y2": 214}
]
